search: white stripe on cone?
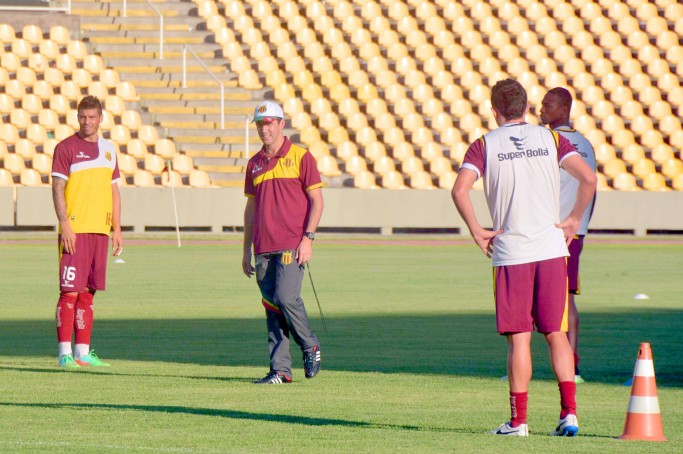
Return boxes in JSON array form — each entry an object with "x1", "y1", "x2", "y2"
[
  {"x1": 633, "y1": 359, "x2": 655, "y2": 377},
  {"x1": 627, "y1": 396, "x2": 661, "y2": 414}
]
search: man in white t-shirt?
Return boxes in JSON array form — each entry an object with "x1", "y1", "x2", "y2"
[
  {"x1": 541, "y1": 87, "x2": 597, "y2": 384},
  {"x1": 452, "y1": 79, "x2": 596, "y2": 437}
]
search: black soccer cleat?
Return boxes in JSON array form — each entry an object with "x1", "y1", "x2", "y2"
[
  {"x1": 253, "y1": 371, "x2": 292, "y2": 384},
  {"x1": 303, "y1": 346, "x2": 321, "y2": 379}
]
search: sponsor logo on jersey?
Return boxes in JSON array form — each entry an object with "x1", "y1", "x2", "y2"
[
  {"x1": 509, "y1": 136, "x2": 527, "y2": 151},
  {"x1": 280, "y1": 251, "x2": 293, "y2": 265},
  {"x1": 76, "y1": 151, "x2": 90, "y2": 159},
  {"x1": 252, "y1": 164, "x2": 262, "y2": 174}
]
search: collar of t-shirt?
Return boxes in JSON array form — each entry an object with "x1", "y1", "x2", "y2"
[{"x1": 258, "y1": 136, "x2": 291, "y2": 161}]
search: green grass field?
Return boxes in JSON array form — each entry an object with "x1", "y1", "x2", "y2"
[{"x1": 0, "y1": 234, "x2": 681, "y2": 453}]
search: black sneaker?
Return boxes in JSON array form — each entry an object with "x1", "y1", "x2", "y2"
[
  {"x1": 303, "y1": 346, "x2": 321, "y2": 379},
  {"x1": 253, "y1": 371, "x2": 291, "y2": 384}
]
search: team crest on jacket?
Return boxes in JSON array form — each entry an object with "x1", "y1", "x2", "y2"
[
  {"x1": 280, "y1": 251, "x2": 293, "y2": 265},
  {"x1": 105, "y1": 151, "x2": 111, "y2": 161}
]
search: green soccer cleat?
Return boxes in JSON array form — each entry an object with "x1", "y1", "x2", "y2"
[
  {"x1": 58, "y1": 354, "x2": 81, "y2": 369},
  {"x1": 76, "y1": 350, "x2": 110, "y2": 367}
]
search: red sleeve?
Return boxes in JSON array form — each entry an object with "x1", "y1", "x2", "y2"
[
  {"x1": 300, "y1": 151, "x2": 322, "y2": 190},
  {"x1": 557, "y1": 134, "x2": 577, "y2": 162},
  {"x1": 244, "y1": 159, "x2": 255, "y2": 196},
  {"x1": 462, "y1": 137, "x2": 486, "y2": 177},
  {"x1": 51, "y1": 140, "x2": 71, "y2": 179},
  {"x1": 112, "y1": 160, "x2": 120, "y2": 182}
]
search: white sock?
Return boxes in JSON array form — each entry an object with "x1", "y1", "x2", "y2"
[
  {"x1": 74, "y1": 344, "x2": 90, "y2": 359},
  {"x1": 58, "y1": 342, "x2": 72, "y2": 357}
]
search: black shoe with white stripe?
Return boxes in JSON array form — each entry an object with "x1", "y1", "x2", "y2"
[
  {"x1": 253, "y1": 371, "x2": 292, "y2": 384},
  {"x1": 303, "y1": 346, "x2": 321, "y2": 379}
]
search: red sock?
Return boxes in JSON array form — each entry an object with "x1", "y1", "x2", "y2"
[
  {"x1": 74, "y1": 291, "x2": 94, "y2": 345},
  {"x1": 559, "y1": 381, "x2": 577, "y2": 419},
  {"x1": 56, "y1": 293, "x2": 77, "y2": 342},
  {"x1": 510, "y1": 391, "x2": 528, "y2": 427}
]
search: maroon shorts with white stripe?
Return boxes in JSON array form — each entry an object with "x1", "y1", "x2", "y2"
[
  {"x1": 567, "y1": 235, "x2": 584, "y2": 295},
  {"x1": 58, "y1": 233, "x2": 109, "y2": 292},
  {"x1": 494, "y1": 257, "x2": 569, "y2": 334}
]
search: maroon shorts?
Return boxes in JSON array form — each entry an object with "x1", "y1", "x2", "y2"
[
  {"x1": 58, "y1": 233, "x2": 109, "y2": 292},
  {"x1": 494, "y1": 257, "x2": 569, "y2": 334},
  {"x1": 567, "y1": 235, "x2": 584, "y2": 295}
]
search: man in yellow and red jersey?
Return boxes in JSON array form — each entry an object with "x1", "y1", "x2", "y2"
[
  {"x1": 51, "y1": 95, "x2": 123, "y2": 368},
  {"x1": 242, "y1": 101, "x2": 324, "y2": 384}
]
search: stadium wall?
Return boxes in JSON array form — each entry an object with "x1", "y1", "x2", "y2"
[{"x1": 2, "y1": 187, "x2": 682, "y2": 236}]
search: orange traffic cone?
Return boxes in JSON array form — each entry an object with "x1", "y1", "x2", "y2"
[{"x1": 618, "y1": 342, "x2": 667, "y2": 441}]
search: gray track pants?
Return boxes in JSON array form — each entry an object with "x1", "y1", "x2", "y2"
[{"x1": 255, "y1": 250, "x2": 320, "y2": 377}]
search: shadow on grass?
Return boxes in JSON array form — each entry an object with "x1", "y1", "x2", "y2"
[
  {"x1": 1, "y1": 309, "x2": 681, "y2": 386},
  {"x1": 0, "y1": 402, "x2": 468, "y2": 433}
]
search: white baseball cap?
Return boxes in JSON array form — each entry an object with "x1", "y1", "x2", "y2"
[{"x1": 253, "y1": 100, "x2": 284, "y2": 122}]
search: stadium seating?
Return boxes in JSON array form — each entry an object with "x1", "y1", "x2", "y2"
[{"x1": 2, "y1": 2, "x2": 682, "y2": 191}]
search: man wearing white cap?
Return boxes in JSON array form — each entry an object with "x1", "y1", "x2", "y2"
[{"x1": 242, "y1": 100, "x2": 324, "y2": 384}]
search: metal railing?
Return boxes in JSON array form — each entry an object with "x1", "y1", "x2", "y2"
[
  {"x1": 122, "y1": 0, "x2": 164, "y2": 59},
  {"x1": 182, "y1": 45, "x2": 225, "y2": 129},
  {"x1": 0, "y1": 0, "x2": 71, "y2": 13}
]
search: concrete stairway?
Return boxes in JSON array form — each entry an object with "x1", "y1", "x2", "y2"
[{"x1": 71, "y1": 0, "x2": 268, "y2": 187}]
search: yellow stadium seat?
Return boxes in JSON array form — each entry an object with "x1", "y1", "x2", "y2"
[
  {"x1": 31, "y1": 152, "x2": 52, "y2": 175},
  {"x1": 49, "y1": 25, "x2": 70, "y2": 45},
  {"x1": 43, "y1": 138, "x2": 59, "y2": 156},
  {"x1": 419, "y1": 142, "x2": 444, "y2": 161},
  {"x1": 621, "y1": 144, "x2": 646, "y2": 164},
  {"x1": 0, "y1": 168, "x2": 15, "y2": 186},
  {"x1": 14, "y1": 139, "x2": 37, "y2": 160},
  {"x1": 651, "y1": 144, "x2": 676, "y2": 164},
  {"x1": 133, "y1": 169, "x2": 156, "y2": 187},
  {"x1": 137, "y1": 125, "x2": 159, "y2": 146},
  {"x1": 116, "y1": 152, "x2": 138, "y2": 175},
  {"x1": 672, "y1": 173, "x2": 683, "y2": 191},
  {"x1": 640, "y1": 130, "x2": 665, "y2": 148},
  {"x1": 437, "y1": 170, "x2": 457, "y2": 190},
  {"x1": 0, "y1": 23, "x2": 16, "y2": 42},
  {"x1": 429, "y1": 156, "x2": 454, "y2": 176},
  {"x1": 152, "y1": 138, "x2": 175, "y2": 159},
  {"x1": 317, "y1": 155, "x2": 342, "y2": 177},
  {"x1": 631, "y1": 158, "x2": 657, "y2": 179},
  {"x1": 189, "y1": 169, "x2": 212, "y2": 188},
  {"x1": 3, "y1": 152, "x2": 26, "y2": 173},
  {"x1": 26, "y1": 123, "x2": 48, "y2": 145},
  {"x1": 4, "y1": 79, "x2": 26, "y2": 99},
  {"x1": 161, "y1": 170, "x2": 183, "y2": 187},
  {"x1": 610, "y1": 129, "x2": 635, "y2": 148},
  {"x1": 410, "y1": 171, "x2": 437, "y2": 189},
  {"x1": 399, "y1": 156, "x2": 424, "y2": 176},
  {"x1": 353, "y1": 170, "x2": 378, "y2": 189},
  {"x1": 641, "y1": 173, "x2": 670, "y2": 191},
  {"x1": 20, "y1": 168, "x2": 45, "y2": 186},
  {"x1": 659, "y1": 115, "x2": 683, "y2": 135},
  {"x1": 54, "y1": 124, "x2": 74, "y2": 141},
  {"x1": 344, "y1": 155, "x2": 368, "y2": 176},
  {"x1": 144, "y1": 153, "x2": 166, "y2": 175},
  {"x1": 109, "y1": 124, "x2": 132, "y2": 146},
  {"x1": 596, "y1": 172, "x2": 611, "y2": 191},
  {"x1": 661, "y1": 158, "x2": 683, "y2": 180},
  {"x1": 125, "y1": 139, "x2": 148, "y2": 159},
  {"x1": 381, "y1": 171, "x2": 408, "y2": 189},
  {"x1": 602, "y1": 158, "x2": 628, "y2": 178},
  {"x1": 116, "y1": 82, "x2": 139, "y2": 102},
  {"x1": 612, "y1": 172, "x2": 640, "y2": 191},
  {"x1": 375, "y1": 122, "x2": 401, "y2": 144}
]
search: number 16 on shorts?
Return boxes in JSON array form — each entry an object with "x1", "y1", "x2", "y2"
[{"x1": 62, "y1": 266, "x2": 76, "y2": 289}]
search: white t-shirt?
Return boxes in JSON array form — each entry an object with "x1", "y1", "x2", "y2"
[
  {"x1": 555, "y1": 126, "x2": 597, "y2": 235},
  {"x1": 461, "y1": 123, "x2": 579, "y2": 266}
]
